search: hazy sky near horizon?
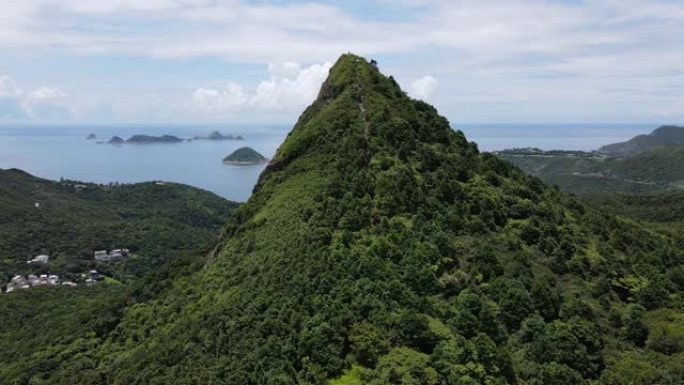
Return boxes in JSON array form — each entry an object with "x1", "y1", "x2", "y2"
[{"x1": 0, "y1": 0, "x2": 683, "y2": 126}]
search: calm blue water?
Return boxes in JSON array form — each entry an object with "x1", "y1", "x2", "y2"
[{"x1": 0, "y1": 123, "x2": 656, "y2": 201}]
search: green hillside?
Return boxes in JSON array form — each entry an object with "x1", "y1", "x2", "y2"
[
  {"x1": 0, "y1": 169, "x2": 238, "y2": 284},
  {"x1": 598, "y1": 125, "x2": 684, "y2": 157},
  {"x1": 2, "y1": 54, "x2": 683, "y2": 385},
  {"x1": 498, "y1": 145, "x2": 684, "y2": 195}
]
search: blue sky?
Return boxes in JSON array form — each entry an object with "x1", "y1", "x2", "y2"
[{"x1": 0, "y1": 0, "x2": 683, "y2": 126}]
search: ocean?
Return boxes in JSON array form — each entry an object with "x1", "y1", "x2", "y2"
[{"x1": 0, "y1": 123, "x2": 656, "y2": 201}]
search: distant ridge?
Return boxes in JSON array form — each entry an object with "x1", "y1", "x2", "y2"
[
  {"x1": 194, "y1": 131, "x2": 245, "y2": 141},
  {"x1": 597, "y1": 125, "x2": 684, "y2": 157},
  {"x1": 107, "y1": 135, "x2": 124, "y2": 144},
  {"x1": 126, "y1": 134, "x2": 183, "y2": 144},
  {"x1": 498, "y1": 126, "x2": 684, "y2": 194}
]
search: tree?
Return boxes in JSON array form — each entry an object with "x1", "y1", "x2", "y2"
[
  {"x1": 370, "y1": 347, "x2": 438, "y2": 385},
  {"x1": 349, "y1": 322, "x2": 390, "y2": 367},
  {"x1": 531, "y1": 275, "x2": 562, "y2": 321},
  {"x1": 491, "y1": 278, "x2": 533, "y2": 331},
  {"x1": 622, "y1": 305, "x2": 648, "y2": 347}
]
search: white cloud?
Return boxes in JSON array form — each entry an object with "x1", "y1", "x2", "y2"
[
  {"x1": 27, "y1": 86, "x2": 68, "y2": 100},
  {"x1": 409, "y1": 75, "x2": 438, "y2": 101},
  {"x1": 0, "y1": 75, "x2": 21, "y2": 97},
  {"x1": 0, "y1": 1, "x2": 682, "y2": 73},
  {"x1": 56, "y1": 0, "x2": 183, "y2": 14},
  {"x1": 22, "y1": 86, "x2": 70, "y2": 118},
  {"x1": 251, "y1": 61, "x2": 331, "y2": 110},
  {"x1": 192, "y1": 82, "x2": 248, "y2": 112},
  {"x1": 0, "y1": 1, "x2": 683, "y2": 122},
  {"x1": 0, "y1": 75, "x2": 24, "y2": 118},
  {"x1": 0, "y1": 74, "x2": 70, "y2": 119},
  {"x1": 192, "y1": 61, "x2": 332, "y2": 113}
]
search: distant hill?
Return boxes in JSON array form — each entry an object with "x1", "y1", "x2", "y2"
[
  {"x1": 223, "y1": 147, "x2": 267, "y2": 164},
  {"x1": 499, "y1": 135, "x2": 684, "y2": 195},
  {"x1": 107, "y1": 135, "x2": 124, "y2": 144},
  {"x1": 126, "y1": 134, "x2": 183, "y2": 144},
  {"x1": 0, "y1": 169, "x2": 238, "y2": 285},
  {"x1": 194, "y1": 131, "x2": 245, "y2": 140},
  {"x1": 597, "y1": 125, "x2": 684, "y2": 157}
]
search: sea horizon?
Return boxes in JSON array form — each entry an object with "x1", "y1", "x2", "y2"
[{"x1": 0, "y1": 122, "x2": 662, "y2": 201}]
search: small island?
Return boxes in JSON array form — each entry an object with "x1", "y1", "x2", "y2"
[
  {"x1": 126, "y1": 135, "x2": 183, "y2": 144},
  {"x1": 108, "y1": 136, "x2": 125, "y2": 145},
  {"x1": 194, "y1": 131, "x2": 245, "y2": 141},
  {"x1": 223, "y1": 147, "x2": 268, "y2": 165},
  {"x1": 86, "y1": 133, "x2": 97, "y2": 140}
]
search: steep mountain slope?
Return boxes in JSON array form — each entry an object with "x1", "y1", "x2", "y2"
[
  {"x1": 598, "y1": 125, "x2": 684, "y2": 157},
  {"x1": 4, "y1": 54, "x2": 683, "y2": 385}
]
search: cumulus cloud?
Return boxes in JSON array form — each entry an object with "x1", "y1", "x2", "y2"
[
  {"x1": 192, "y1": 82, "x2": 248, "y2": 112},
  {"x1": 0, "y1": 75, "x2": 21, "y2": 97},
  {"x1": 22, "y1": 86, "x2": 70, "y2": 118},
  {"x1": 1, "y1": 0, "x2": 682, "y2": 66},
  {"x1": 0, "y1": 75, "x2": 24, "y2": 118},
  {"x1": 251, "y1": 62, "x2": 331, "y2": 110},
  {"x1": 192, "y1": 61, "x2": 332, "y2": 113},
  {"x1": 409, "y1": 75, "x2": 438, "y2": 101},
  {"x1": 0, "y1": 74, "x2": 70, "y2": 119}
]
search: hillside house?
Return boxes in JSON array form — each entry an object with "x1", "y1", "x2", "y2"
[
  {"x1": 85, "y1": 270, "x2": 104, "y2": 285},
  {"x1": 5, "y1": 273, "x2": 60, "y2": 292},
  {"x1": 94, "y1": 248, "x2": 129, "y2": 262}
]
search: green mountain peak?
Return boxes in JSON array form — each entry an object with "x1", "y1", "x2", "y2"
[
  {"x1": 7, "y1": 53, "x2": 682, "y2": 385},
  {"x1": 260, "y1": 53, "x2": 462, "y2": 192}
]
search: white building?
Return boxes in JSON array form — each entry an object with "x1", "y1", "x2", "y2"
[
  {"x1": 94, "y1": 250, "x2": 108, "y2": 261},
  {"x1": 94, "y1": 248, "x2": 129, "y2": 262},
  {"x1": 28, "y1": 254, "x2": 49, "y2": 264}
]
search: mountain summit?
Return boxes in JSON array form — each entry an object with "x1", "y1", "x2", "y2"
[
  {"x1": 10, "y1": 54, "x2": 682, "y2": 385},
  {"x1": 258, "y1": 53, "x2": 465, "y2": 189}
]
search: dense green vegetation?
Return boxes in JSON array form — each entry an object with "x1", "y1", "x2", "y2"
[
  {"x1": 0, "y1": 285, "x2": 129, "y2": 384},
  {"x1": 499, "y1": 145, "x2": 684, "y2": 195},
  {"x1": 1, "y1": 54, "x2": 682, "y2": 385},
  {"x1": 223, "y1": 146, "x2": 268, "y2": 164},
  {"x1": 0, "y1": 170, "x2": 239, "y2": 385},
  {"x1": 585, "y1": 191, "x2": 684, "y2": 225},
  {"x1": 0, "y1": 168, "x2": 238, "y2": 284}
]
